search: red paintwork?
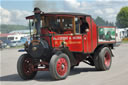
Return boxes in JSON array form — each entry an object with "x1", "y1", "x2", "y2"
[
  {"x1": 41, "y1": 16, "x2": 103, "y2": 53},
  {"x1": 27, "y1": 14, "x2": 115, "y2": 54},
  {"x1": 51, "y1": 16, "x2": 98, "y2": 53},
  {"x1": 83, "y1": 35, "x2": 88, "y2": 52},
  {"x1": 85, "y1": 16, "x2": 92, "y2": 53},
  {"x1": 56, "y1": 57, "x2": 68, "y2": 76},
  {"x1": 99, "y1": 41, "x2": 116, "y2": 44},
  {"x1": 41, "y1": 29, "x2": 50, "y2": 45},
  {"x1": 26, "y1": 15, "x2": 34, "y2": 19},
  {"x1": 52, "y1": 35, "x2": 83, "y2": 52},
  {"x1": 98, "y1": 26, "x2": 116, "y2": 28},
  {"x1": 91, "y1": 19, "x2": 98, "y2": 52},
  {"x1": 83, "y1": 17, "x2": 97, "y2": 53},
  {"x1": 104, "y1": 52, "x2": 111, "y2": 67}
]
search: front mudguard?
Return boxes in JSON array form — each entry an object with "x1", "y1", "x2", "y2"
[{"x1": 52, "y1": 47, "x2": 77, "y2": 66}]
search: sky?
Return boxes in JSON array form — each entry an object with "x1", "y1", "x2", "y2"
[{"x1": 0, "y1": 0, "x2": 128, "y2": 25}]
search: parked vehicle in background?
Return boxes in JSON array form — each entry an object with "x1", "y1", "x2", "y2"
[
  {"x1": 9, "y1": 41, "x2": 18, "y2": 47},
  {"x1": 115, "y1": 29, "x2": 123, "y2": 46},
  {"x1": 9, "y1": 37, "x2": 27, "y2": 47},
  {"x1": 117, "y1": 28, "x2": 128, "y2": 38},
  {"x1": 0, "y1": 40, "x2": 8, "y2": 49},
  {"x1": 125, "y1": 28, "x2": 128, "y2": 37},
  {"x1": 9, "y1": 41, "x2": 23, "y2": 47},
  {"x1": 115, "y1": 28, "x2": 128, "y2": 46},
  {"x1": 7, "y1": 34, "x2": 29, "y2": 47},
  {"x1": 7, "y1": 34, "x2": 28, "y2": 42}
]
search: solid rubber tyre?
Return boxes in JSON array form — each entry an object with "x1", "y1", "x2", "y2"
[
  {"x1": 49, "y1": 53, "x2": 71, "y2": 80},
  {"x1": 94, "y1": 47, "x2": 112, "y2": 71},
  {"x1": 17, "y1": 54, "x2": 37, "y2": 80}
]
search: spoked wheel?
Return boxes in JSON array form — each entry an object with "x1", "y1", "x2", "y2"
[
  {"x1": 17, "y1": 54, "x2": 37, "y2": 80},
  {"x1": 94, "y1": 47, "x2": 112, "y2": 71},
  {"x1": 49, "y1": 53, "x2": 70, "y2": 80},
  {"x1": 56, "y1": 57, "x2": 68, "y2": 76}
]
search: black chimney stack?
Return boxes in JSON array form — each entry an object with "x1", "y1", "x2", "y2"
[{"x1": 33, "y1": 7, "x2": 41, "y2": 36}]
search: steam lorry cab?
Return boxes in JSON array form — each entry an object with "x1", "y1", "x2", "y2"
[{"x1": 17, "y1": 8, "x2": 116, "y2": 80}]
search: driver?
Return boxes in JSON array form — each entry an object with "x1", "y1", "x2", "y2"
[{"x1": 80, "y1": 17, "x2": 89, "y2": 33}]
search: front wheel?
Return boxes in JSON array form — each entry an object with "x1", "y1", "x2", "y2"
[
  {"x1": 94, "y1": 47, "x2": 112, "y2": 71},
  {"x1": 49, "y1": 53, "x2": 71, "y2": 80},
  {"x1": 17, "y1": 54, "x2": 37, "y2": 80}
]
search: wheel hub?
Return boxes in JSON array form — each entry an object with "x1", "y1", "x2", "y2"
[
  {"x1": 56, "y1": 57, "x2": 68, "y2": 76},
  {"x1": 23, "y1": 58, "x2": 34, "y2": 75},
  {"x1": 104, "y1": 52, "x2": 111, "y2": 67},
  {"x1": 61, "y1": 64, "x2": 65, "y2": 70}
]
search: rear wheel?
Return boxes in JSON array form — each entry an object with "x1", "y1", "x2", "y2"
[
  {"x1": 94, "y1": 47, "x2": 112, "y2": 71},
  {"x1": 49, "y1": 53, "x2": 70, "y2": 80},
  {"x1": 17, "y1": 54, "x2": 37, "y2": 80}
]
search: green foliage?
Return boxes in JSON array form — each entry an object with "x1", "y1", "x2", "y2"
[
  {"x1": 116, "y1": 6, "x2": 128, "y2": 28},
  {"x1": 0, "y1": 24, "x2": 29, "y2": 33},
  {"x1": 94, "y1": 16, "x2": 115, "y2": 26}
]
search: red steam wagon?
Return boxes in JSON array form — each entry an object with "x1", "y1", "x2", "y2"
[{"x1": 17, "y1": 8, "x2": 116, "y2": 80}]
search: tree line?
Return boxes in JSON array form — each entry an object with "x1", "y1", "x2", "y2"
[
  {"x1": 94, "y1": 6, "x2": 128, "y2": 28},
  {"x1": 0, "y1": 24, "x2": 29, "y2": 33},
  {"x1": 94, "y1": 16, "x2": 115, "y2": 26},
  {"x1": 116, "y1": 6, "x2": 128, "y2": 28}
]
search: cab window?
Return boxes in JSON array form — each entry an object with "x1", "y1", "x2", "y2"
[{"x1": 44, "y1": 16, "x2": 74, "y2": 34}]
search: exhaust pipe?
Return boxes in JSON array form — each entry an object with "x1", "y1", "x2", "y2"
[{"x1": 33, "y1": 7, "x2": 41, "y2": 36}]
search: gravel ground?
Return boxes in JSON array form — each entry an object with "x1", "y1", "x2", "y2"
[{"x1": 0, "y1": 43, "x2": 128, "y2": 85}]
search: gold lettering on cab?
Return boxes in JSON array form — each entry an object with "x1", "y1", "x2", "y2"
[{"x1": 53, "y1": 36, "x2": 82, "y2": 40}]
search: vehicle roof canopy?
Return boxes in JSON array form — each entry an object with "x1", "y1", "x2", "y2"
[{"x1": 26, "y1": 12, "x2": 91, "y2": 19}]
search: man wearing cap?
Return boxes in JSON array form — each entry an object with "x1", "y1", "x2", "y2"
[{"x1": 33, "y1": 7, "x2": 42, "y2": 35}]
